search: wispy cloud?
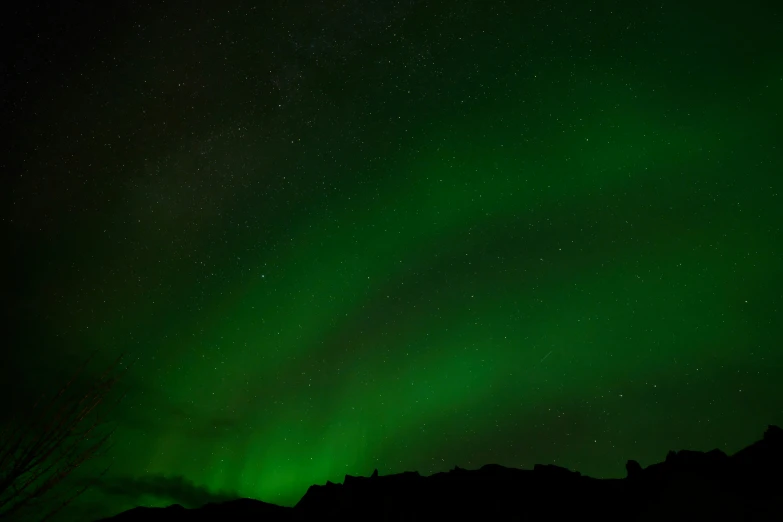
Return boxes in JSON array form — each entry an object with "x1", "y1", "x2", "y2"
[{"x1": 84, "y1": 474, "x2": 239, "y2": 508}]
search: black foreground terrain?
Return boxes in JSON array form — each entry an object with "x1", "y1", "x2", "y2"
[{"x1": 98, "y1": 425, "x2": 783, "y2": 522}]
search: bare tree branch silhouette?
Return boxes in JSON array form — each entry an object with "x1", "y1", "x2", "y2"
[{"x1": 0, "y1": 352, "x2": 131, "y2": 521}]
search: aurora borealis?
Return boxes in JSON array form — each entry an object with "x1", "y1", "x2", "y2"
[{"x1": 3, "y1": 0, "x2": 782, "y2": 520}]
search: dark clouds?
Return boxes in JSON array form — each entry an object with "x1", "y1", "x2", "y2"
[{"x1": 84, "y1": 474, "x2": 238, "y2": 508}]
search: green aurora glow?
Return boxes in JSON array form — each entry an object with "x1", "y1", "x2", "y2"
[{"x1": 4, "y1": 1, "x2": 782, "y2": 519}]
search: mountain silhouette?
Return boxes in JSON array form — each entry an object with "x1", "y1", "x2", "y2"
[{"x1": 97, "y1": 425, "x2": 783, "y2": 521}]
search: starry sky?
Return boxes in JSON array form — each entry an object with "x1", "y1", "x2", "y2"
[{"x1": 2, "y1": 0, "x2": 782, "y2": 520}]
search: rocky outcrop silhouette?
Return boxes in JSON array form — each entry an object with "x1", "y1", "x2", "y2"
[{"x1": 97, "y1": 425, "x2": 783, "y2": 521}]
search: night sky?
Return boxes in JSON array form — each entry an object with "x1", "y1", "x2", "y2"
[{"x1": 3, "y1": 0, "x2": 782, "y2": 520}]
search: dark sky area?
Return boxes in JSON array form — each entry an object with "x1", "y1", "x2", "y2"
[{"x1": 2, "y1": 0, "x2": 782, "y2": 520}]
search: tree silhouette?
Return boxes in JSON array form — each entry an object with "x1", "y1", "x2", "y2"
[{"x1": 0, "y1": 353, "x2": 129, "y2": 521}]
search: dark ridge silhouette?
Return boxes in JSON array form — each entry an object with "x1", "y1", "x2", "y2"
[{"x1": 97, "y1": 425, "x2": 783, "y2": 521}]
